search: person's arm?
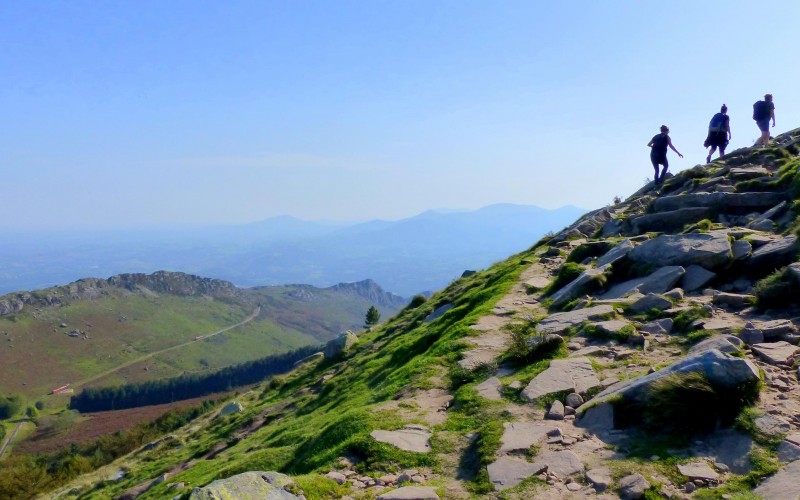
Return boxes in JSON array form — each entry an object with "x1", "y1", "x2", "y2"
[
  {"x1": 771, "y1": 108, "x2": 776, "y2": 127},
  {"x1": 668, "y1": 137, "x2": 683, "y2": 158},
  {"x1": 726, "y1": 117, "x2": 732, "y2": 139},
  {"x1": 647, "y1": 139, "x2": 654, "y2": 148}
]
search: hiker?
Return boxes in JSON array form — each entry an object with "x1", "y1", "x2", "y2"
[
  {"x1": 704, "y1": 104, "x2": 731, "y2": 163},
  {"x1": 648, "y1": 125, "x2": 683, "y2": 185},
  {"x1": 753, "y1": 93, "x2": 776, "y2": 147}
]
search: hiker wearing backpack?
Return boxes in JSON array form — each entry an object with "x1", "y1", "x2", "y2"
[
  {"x1": 753, "y1": 94, "x2": 776, "y2": 147},
  {"x1": 648, "y1": 125, "x2": 683, "y2": 185},
  {"x1": 704, "y1": 104, "x2": 731, "y2": 163}
]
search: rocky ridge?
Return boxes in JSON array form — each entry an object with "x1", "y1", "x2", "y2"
[
  {"x1": 46, "y1": 128, "x2": 800, "y2": 499},
  {"x1": 0, "y1": 271, "x2": 241, "y2": 316}
]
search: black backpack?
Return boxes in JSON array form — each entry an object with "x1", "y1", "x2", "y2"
[{"x1": 753, "y1": 101, "x2": 769, "y2": 121}]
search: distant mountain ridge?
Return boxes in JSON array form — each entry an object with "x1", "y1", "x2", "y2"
[{"x1": 0, "y1": 203, "x2": 587, "y2": 296}]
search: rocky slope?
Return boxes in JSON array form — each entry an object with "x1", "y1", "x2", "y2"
[{"x1": 44, "y1": 128, "x2": 800, "y2": 499}]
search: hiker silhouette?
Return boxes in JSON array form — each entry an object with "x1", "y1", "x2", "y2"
[
  {"x1": 753, "y1": 93, "x2": 776, "y2": 147},
  {"x1": 648, "y1": 125, "x2": 683, "y2": 185},
  {"x1": 704, "y1": 104, "x2": 731, "y2": 163}
]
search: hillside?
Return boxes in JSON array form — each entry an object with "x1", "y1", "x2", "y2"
[
  {"x1": 12, "y1": 129, "x2": 800, "y2": 499},
  {"x1": 0, "y1": 272, "x2": 404, "y2": 399}
]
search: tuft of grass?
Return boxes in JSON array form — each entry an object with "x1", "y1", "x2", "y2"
[
  {"x1": 544, "y1": 262, "x2": 585, "y2": 296},
  {"x1": 672, "y1": 306, "x2": 711, "y2": 333},
  {"x1": 754, "y1": 267, "x2": 799, "y2": 310},
  {"x1": 613, "y1": 372, "x2": 761, "y2": 438}
]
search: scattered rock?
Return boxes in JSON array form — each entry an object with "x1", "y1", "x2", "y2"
[
  {"x1": 424, "y1": 303, "x2": 453, "y2": 323},
  {"x1": 546, "y1": 400, "x2": 565, "y2": 420},
  {"x1": 219, "y1": 401, "x2": 244, "y2": 416},
  {"x1": 536, "y1": 305, "x2": 616, "y2": 334},
  {"x1": 777, "y1": 440, "x2": 800, "y2": 463},
  {"x1": 325, "y1": 472, "x2": 346, "y2": 485},
  {"x1": 618, "y1": 473, "x2": 650, "y2": 500},
  {"x1": 628, "y1": 293, "x2": 673, "y2": 314},
  {"x1": 596, "y1": 239, "x2": 635, "y2": 268},
  {"x1": 677, "y1": 461, "x2": 719, "y2": 481},
  {"x1": 531, "y1": 450, "x2": 584, "y2": 478},
  {"x1": 565, "y1": 393, "x2": 584, "y2": 408},
  {"x1": 754, "y1": 414, "x2": 792, "y2": 436}
]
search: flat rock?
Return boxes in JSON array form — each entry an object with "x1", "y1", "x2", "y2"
[
  {"x1": 628, "y1": 293, "x2": 672, "y2": 314},
  {"x1": 536, "y1": 305, "x2": 615, "y2": 334},
  {"x1": 756, "y1": 320, "x2": 797, "y2": 339},
  {"x1": 596, "y1": 239, "x2": 635, "y2": 268},
  {"x1": 697, "y1": 316, "x2": 745, "y2": 334},
  {"x1": 524, "y1": 276, "x2": 552, "y2": 291},
  {"x1": 628, "y1": 233, "x2": 732, "y2": 270},
  {"x1": 370, "y1": 428, "x2": 432, "y2": 453},
  {"x1": 704, "y1": 429, "x2": 754, "y2": 475},
  {"x1": 682, "y1": 265, "x2": 717, "y2": 292},
  {"x1": 585, "y1": 467, "x2": 611, "y2": 492},
  {"x1": 601, "y1": 266, "x2": 685, "y2": 299},
  {"x1": 499, "y1": 421, "x2": 560, "y2": 453},
  {"x1": 754, "y1": 414, "x2": 792, "y2": 436},
  {"x1": 521, "y1": 357, "x2": 601, "y2": 401},
  {"x1": 677, "y1": 462, "x2": 719, "y2": 481},
  {"x1": 475, "y1": 377, "x2": 503, "y2": 401},
  {"x1": 712, "y1": 292, "x2": 755, "y2": 309},
  {"x1": 550, "y1": 266, "x2": 609, "y2": 307},
  {"x1": 377, "y1": 486, "x2": 440, "y2": 500},
  {"x1": 618, "y1": 473, "x2": 650, "y2": 500},
  {"x1": 777, "y1": 440, "x2": 800, "y2": 463},
  {"x1": 531, "y1": 450, "x2": 584, "y2": 478},
  {"x1": 751, "y1": 341, "x2": 800, "y2": 365},
  {"x1": 487, "y1": 457, "x2": 546, "y2": 491},
  {"x1": 189, "y1": 471, "x2": 297, "y2": 500},
  {"x1": 754, "y1": 459, "x2": 800, "y2": 500},
  {"x1": 595, "y1": 319, "x2": 632, "y2": 334}
]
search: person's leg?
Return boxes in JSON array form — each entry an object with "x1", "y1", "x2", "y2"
[
  {"x1": 718, "y1": 146, "x2": 726, "y2": 158},
  {"x1": 651, "y1": 157, "x2": 660, "y2": 184},
  {"x1": 659, "y1": 158, "x2": 669, "y2": 184},
  {"x1": 707, "y1": 146, "x2": 717, "y2": 163}
]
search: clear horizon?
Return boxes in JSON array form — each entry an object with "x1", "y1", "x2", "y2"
[{"x1": 3, "y1": 1, "x2": 799, "y2": 230}]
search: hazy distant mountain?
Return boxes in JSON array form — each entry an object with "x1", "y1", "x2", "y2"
[{"x1": 0, "y1": 204, "x2": 586, "y2": 296}]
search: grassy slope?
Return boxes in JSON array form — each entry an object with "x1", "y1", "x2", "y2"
[{"x1": 67, "y1": 249, "x2": 533, "y2": 499}]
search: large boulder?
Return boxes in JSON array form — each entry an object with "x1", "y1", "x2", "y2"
[
  {"x1": 596, "y1": 239, "x2": 635, "y2": 268},
  {"x1": 190, "y1": 471, "x2": 298, "y2": 499},
  {"x1": 652, "y1": 191, "x2": 786, "y2": 212},
  {"x1": 630, "y1": 207, "x2": 714, "y2": 234},
  {"x1": 550, "y1": 266, "x2": 609, "y2": 308},
  {"x1": 627, "y1": 233, "x2": 732, "y2": 270},
  {"x1": 745, "y1": 236, "x2": 799, "y2": 275},
  {"x1": 324, "y1": 331, "x2": 358, "y2": 358},
  {"x1": 601, "y1": 266, "x2": 685, "y2": 299}
]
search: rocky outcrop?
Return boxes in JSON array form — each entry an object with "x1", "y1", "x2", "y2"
[
  {"x1": 627, "y1": 233, "x2": 732, "y2": 270},
  {"x1": 328, "y1": 279, "x2": 407, "y2": 309},
  {"x1": 0, "y1": 271, "x2": 242, "y2": 317},
  {"x1": 324, "y1": 331, "x2": 359, "y2": 358}
]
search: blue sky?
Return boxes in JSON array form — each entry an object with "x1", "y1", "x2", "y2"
[{"x1": 2, "y1": 1, "x2": 799, "y2": 229}]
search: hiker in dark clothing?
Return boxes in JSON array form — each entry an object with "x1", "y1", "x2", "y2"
[
  {"x1": 754, "y1": 94, "x2": 776, "y2": 147},
  {"x1": 648, "y1": 125, "x2": 683, "y2": 185},
  {"x1": 704, "y1": 104, "x2": 731, "y2": 163}
]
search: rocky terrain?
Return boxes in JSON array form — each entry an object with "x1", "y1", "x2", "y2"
[{"x1": 38, "y1": 128, "x2": 800, "y2": 499}]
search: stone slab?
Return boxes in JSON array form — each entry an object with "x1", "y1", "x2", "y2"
[
  {"x1": 377, "y1": 486, "x2": 440, "y2": 500},
  {"x1": 499, "y1": 421, "x2": 560, "y2": 453},
  {"x1": 521, "y1": 357, "x2": 601, "y2": 401},
  {"x1": 754, "y1": 459, "x2": 800, "y2": 500},
  {"x1": 536, "y1": 305, "x2": 615, "y2": 334},
  {"x1": 475, "y1": 377, "x2": 504, "y2": 401},
  {"x1": 751, "y1": 341, "x2": 800, "y2": 365},
  {"x1": 487, "y1": 457, "x2": 546, "y2": 491},
  {"x1": 370, "y1": 428, "x2": 432, "y2": 453},
  {"x1": 677, "y1": 462, "x2": 719, "y2": 481}
]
